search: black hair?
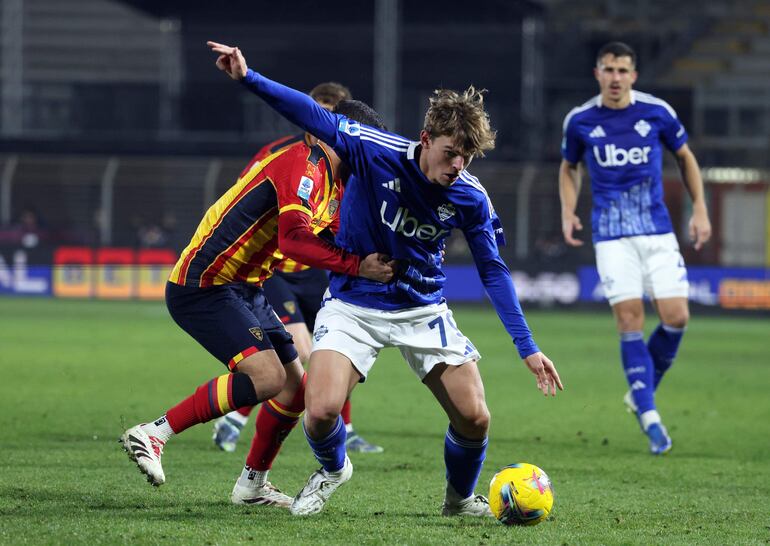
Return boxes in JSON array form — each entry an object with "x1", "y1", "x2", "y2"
[
  {"x1": 333, "y1": 99, "x2": 387, "y2": 131},
  {"x1": 596, "y1": 41, "x2": 637, "y2": 67}
]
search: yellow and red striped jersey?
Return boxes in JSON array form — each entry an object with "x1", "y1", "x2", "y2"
[
  {"x1": 243, "y1": 134, "x2": 316, "y2": 274},
  {"x1": 169, "y1": 142, "x2": 343, "y2": 287}
]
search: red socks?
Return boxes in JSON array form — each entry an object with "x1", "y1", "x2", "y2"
[
  {"x1": 166, "y1": 373, "x2": 258, "y2": 434},
  {"x1": 245, "y1": 374, "x2": 306, "y2": 470}
]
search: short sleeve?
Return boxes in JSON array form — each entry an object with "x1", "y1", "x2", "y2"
[
  {"x1": 657, "y1": 101, "x2": 688, "y2": 152},
  {"x1": 561, "y1": 110, "x2": 585, "y2": 164}
]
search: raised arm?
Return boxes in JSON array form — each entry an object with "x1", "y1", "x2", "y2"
[
  {"x1": 674, "y1": 143, "x2": 711, "y2": 251},
  {"x1": 559, "y1": 159, "x2": 584, "y2": 247},
  {"x1": 207, "y1": 41, "x2": 339, "y2": 145}
]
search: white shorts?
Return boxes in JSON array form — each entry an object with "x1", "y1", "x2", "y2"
[
  {"x1": 595, "y1": 232, "x2": 689, "y2": 305},
  {"x1": 311, "y1": 295, "x2": 481, "y2": 381}
]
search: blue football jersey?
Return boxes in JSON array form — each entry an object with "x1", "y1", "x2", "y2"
[
  {"x1": 242, "y1": 70, "x2": 539, "y2": 358},
  {"x1": 561, "y1": 91, "x2": 688, "y2": 243}
]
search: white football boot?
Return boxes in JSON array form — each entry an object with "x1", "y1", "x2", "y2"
[
  {"x1": 120, "y1": 424, "x2": 166, "y2": 486},
  {"x1": 442, "y1": 494, "x2": 493, "y2": 517},
  {"x1": 231, "y1": 467, "x2": 292, "y2": 507},
  {"x1": 290, "y1": 455, "x2": 353, "y2": 516}
]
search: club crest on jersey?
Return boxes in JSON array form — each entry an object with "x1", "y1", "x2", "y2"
[
  {"x1": 634, "y1": 119, "x2": 651, "y2": 137},
  {"x1": 328, "y1": 199, "x2": 339, "y2": 216},
  {"x1": 437, "y1": 203, "x2": 456, "y2": 221},
  {"x1": 283, "y1": 301, "x2": 296, "y2": 315},
  {"x1": 297, "y1": 176, "x2": 313, "y2": 200},
  {"x1": 249, "y1": 327, "x2": 263, "y2": 341},
  {"x1": 337, "y1": 118, "x2": 360, "y2": 136}
]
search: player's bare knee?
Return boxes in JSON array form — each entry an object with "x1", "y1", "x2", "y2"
[
  {"x1": 304, "y1": 400, "x2": 341, "y2": 428},
  {"x1": 247, "y1": 361, "x2": 286, "y2": 401},
  {"x1": 663, "y1": 309, "x2": 689, "y2": 329},
  {"x1": 615, "y1": 309, "x2": 643, "y2": 332},
  {"x1": 456, "y1": 406, "x2": 490, "y2": 438}
]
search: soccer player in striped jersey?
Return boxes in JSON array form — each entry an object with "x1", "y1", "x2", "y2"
[
  {"x1": 213, "y1": 82, "x2": 384, "y2": 455},
  {"x1": 209, "y1": 41, "x2": 563, "y2": 517},
  {"x1": 559, "y1": 42, "x2": 712, "y2": 454},
  {"x1": 119, "y1": 100, "x2": 395, "y2": 503}
]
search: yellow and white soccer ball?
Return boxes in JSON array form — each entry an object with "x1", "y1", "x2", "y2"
[{"x1": 489, "y1": 463, "x2": 554, "y2": 526}]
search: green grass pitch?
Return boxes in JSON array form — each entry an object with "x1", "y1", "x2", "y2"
[{"x1": 0, "y1": 297, "x2": 768, "y2": 545}]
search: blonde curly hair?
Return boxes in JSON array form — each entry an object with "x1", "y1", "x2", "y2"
[{"x1": 423, "y1": 85, "x2": 496, "y2": 159}]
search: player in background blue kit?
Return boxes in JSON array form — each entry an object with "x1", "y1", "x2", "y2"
[
  {"x1": 559, "y1": 42, "x2": 712, "y2": 455},
  {"x1": 208, "y1": 40, "x2": 563, "y2": 517}
]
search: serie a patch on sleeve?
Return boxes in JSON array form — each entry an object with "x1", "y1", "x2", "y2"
[
  {"x1": 297, "y1": 176, "x2": 313, "y2": 200},
  {"x1": 337, "y1": 118, "x2": 360, "y2": 136}
]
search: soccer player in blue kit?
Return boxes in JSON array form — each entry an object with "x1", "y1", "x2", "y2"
[
  {"x1": 208, "y1": 41, "x2": 563, "y2": 517},
  {"x1": 559, "y1": 42, "x2": 712, "y2": 454}
]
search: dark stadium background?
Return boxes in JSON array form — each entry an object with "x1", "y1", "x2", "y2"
[{"x1": 0, "y1": 0, "x2": 768, "y2": 309}]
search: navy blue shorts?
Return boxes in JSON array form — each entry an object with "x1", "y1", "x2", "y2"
[
  {"x1": 165, "y1": 281, "x2": 298, "y2": 370},
  {"x1": 262, "y1": 268, "x2": 329, "y2": 331}
]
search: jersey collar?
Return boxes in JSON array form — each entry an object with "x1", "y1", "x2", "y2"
[{"x1": 596, "y1": 90, "x2": 637, "y2": 108}]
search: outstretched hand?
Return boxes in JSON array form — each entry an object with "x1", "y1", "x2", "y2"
[
  {"x1": 522, "y1": 352, "x2": 563, "y2": 396},
  {"x1": 207, "y1": 41, "x2": 248, "y2": 80}
]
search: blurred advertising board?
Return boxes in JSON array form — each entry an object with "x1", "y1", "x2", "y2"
[
  {"x1": 1, "y1": 247, "x2": 769, "y2": 310},
  {"x1": 0, "y1": 246, "x2": 175, "y2": 299},
  {"x1": 576, "y1": 266, "x2": 770, "y2": 310}
]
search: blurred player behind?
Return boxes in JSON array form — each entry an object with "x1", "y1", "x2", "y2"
[
  {"x1": 212, "y1": 82, "x2": 383, "y2": 454},
  {"x1": 559, "y1": 41, "x2": 711, "y2": 454}
]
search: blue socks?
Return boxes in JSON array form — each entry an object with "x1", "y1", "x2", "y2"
[
  {"x1": 444, "y1": 425, "x2": 487, "y2": 500},
  {"x1": 620, "y1": 331, "x2": 656, "y2": 414},
  {"x1": 647, "y1": 323, "x2": 685, "y2": 389},
  {"x1": 304, "y1": 415, "x2": 347, "y2": 473}
]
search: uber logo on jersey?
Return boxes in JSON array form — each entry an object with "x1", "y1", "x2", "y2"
[
  {"x1": 593, "y1": 144, "x2": 651, "y2": 167},
  {"x1": 380, "y1": 201, "x2": 449, "y2": 242}
]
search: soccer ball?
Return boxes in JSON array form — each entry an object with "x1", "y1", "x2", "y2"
[{"x1": 488, "y1": 463, "x2": 554, "y2": 526}]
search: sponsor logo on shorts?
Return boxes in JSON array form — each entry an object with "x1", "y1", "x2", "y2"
[
  {"x1": 601, "y1": 276, "x2": 615, "y2": 291},
  {"x1": 249, "y1": 327, "x2": 264, "y2": 341},
  {"x1": 314, "y1": 325, "x2": 328, "y2": 341}
]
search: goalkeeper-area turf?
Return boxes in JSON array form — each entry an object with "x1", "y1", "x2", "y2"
[{"x1": 1, "y1": 298, "x2": 768, "y2": 545}]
